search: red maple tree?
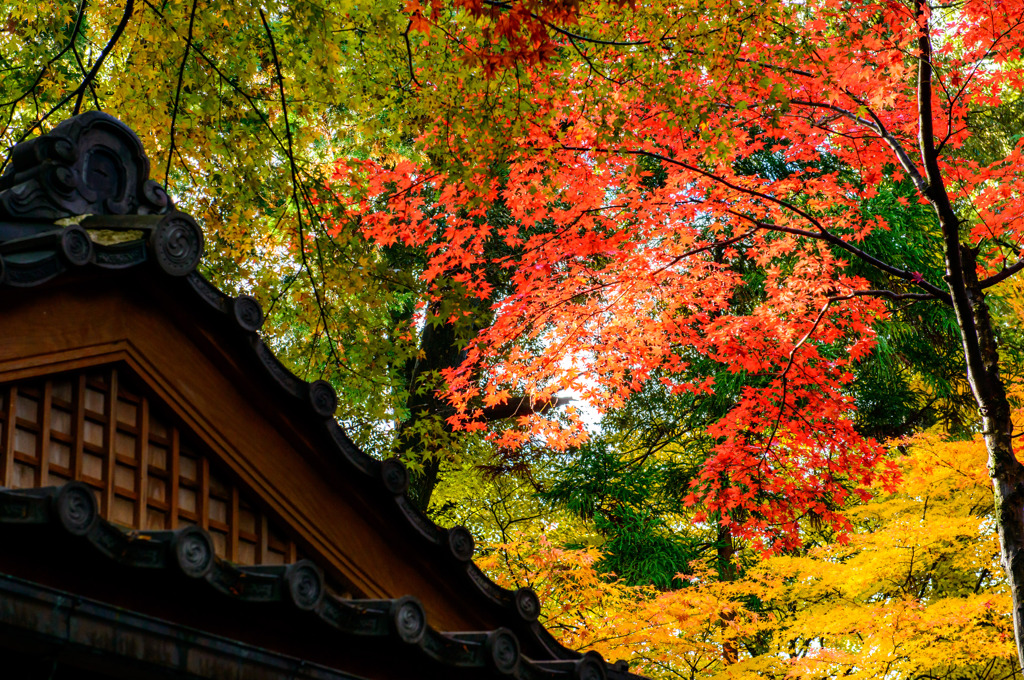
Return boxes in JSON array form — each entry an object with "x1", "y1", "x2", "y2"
[{"x1": 332, "y1": 0, "x2": 1024, "y2": 666}]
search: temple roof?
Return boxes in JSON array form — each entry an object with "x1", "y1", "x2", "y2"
[{"x1": 0, "y1": 112, "x2": 646, "y2": 680}]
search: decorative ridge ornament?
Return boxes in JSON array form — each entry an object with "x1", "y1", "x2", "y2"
[
  {"x1": 0, "y1": 111, "x2": 170, "y2": 221},
  {"x1": 0, "y1": 114, "x2": 203, "y2": 282}
]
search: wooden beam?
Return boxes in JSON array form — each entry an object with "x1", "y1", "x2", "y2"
[{"x1": 2, "y1": 386, "x2": 15, "y2": 486}]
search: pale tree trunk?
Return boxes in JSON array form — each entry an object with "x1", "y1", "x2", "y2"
[{"x1": 977, "y1": 328, "x2": 1024, "y2": 676}]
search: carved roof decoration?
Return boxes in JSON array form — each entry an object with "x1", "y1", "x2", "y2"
[
  {"x1": 0, "y1": 111, "x2": 170, "y2": 221},
  {"x1": 0, "y1": 113, "x2": 647, "y2": 680},
  {"x1": 0, "y1": 112, "x2": 201, "y2": 287}
]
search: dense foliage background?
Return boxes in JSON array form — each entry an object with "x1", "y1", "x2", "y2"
[{"x1": 4, "y1": 0, "x2": 1024, "y2": 676}]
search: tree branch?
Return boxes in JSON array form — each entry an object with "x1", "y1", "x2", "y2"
[
  {"x1": 0, "y1": 0, "x2": 88, "y2": 111},
  {"x1": 481, "y1": 0, "x2": 654, "y2": 47},
  {"x1": 402, "y1": 18, "x2": 423, "y2": 89},
  {"x1": 764, "y1": 299, "x2": 835, "y2": 453},
  {"x1": 481, "y1": 395, "x2": 572, "y2": 421},
  {"x1": 70, "y1": 27, "x2": 102, "y2": 112},
  {"x1": 789, "y1": 98, "x2": 928, "y2": 193},
  {"x1": 164, "y1": 0, "x2": 198, "y2": 186},
  {"x1": 727, "y1": 212, "x2": 952, "y2": 304},
  {"x1": 258, "y1": 8, "x2": 345, "y2": 375},
  {"x1": 830, "y1": 289, "x2": 940, "y2": 302},
  {"x1": 980, "y1": 260, "x2": 1024, "y2": 290},
  {"x1": 566, "y1": 142, "x2": 952, "y2": 303},
  {"x1": 562, "y1": 145, "x2": 828, "y2": 229},
  {"x1": 914, "y1": 0, "x2": 992, "y2": 410},
  {"x1": 142, "y1": 0, "x2": 284, "y2": 152}
]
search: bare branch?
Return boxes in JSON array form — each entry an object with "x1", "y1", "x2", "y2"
[
  {"x1": 70, "y1": 25, "x2": 102, "y2": 112},
  {"x1": 727, "y1": 212, "x2": 952, "y2": 304},
  {"x1": 481, "y1": 0, "x2": 654, "y2": 47},
  {"x1": 789, "y1": 98, "x2": 927, "y2": 193},
  {"x1": 259, "y1": 8, "x2": 346, "y2": 374},
  {"x1": 562, "y1": 145, "x2": 829, "y2": 229},
  {"x1": 830, "y1": 289, "x2": 940, "y2": 302},
  {"x1": 979, "y1": 260, "x2": 1024, "y2": 289},
  {"x1": 165, "y1": 0, "x2": 199, "y2": 186},
  {"x1": 142, "y1": 0, "x2": 285, "y2": 152},
  {"x1": 403, "y1": 18, "x2": 423, "y2": 89},
  {"x1": 764, "y1": 299, "x2": 835, "y2": 453},
  {"x1": 481, "y1": 395, "x2": 572, "y2": 421},
  {"x1": 0, "y1": 0, "x2": 89, "y2": 111}
]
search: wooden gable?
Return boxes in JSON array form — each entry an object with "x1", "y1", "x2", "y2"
[
  {"x1": 0, "y1": 112, "x2": 644, "y2": 680},
  {"x1": 0, "y1": 365, "x2": 309, "y2": 568},
  {"x1": 0, "y1": 272, "x2": 475, "y2": 622}
]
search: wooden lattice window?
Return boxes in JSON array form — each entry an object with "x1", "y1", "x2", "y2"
[{"x1": 0, "y1": 366, "x2": 300, "y2": 566}]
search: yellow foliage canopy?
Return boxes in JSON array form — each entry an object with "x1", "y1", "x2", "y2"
[{"x1": 478, "y1": 434, "x2": 1015, "y2": 679}]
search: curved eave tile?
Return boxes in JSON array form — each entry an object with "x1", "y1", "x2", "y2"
[{"x1": 0, "y1": 483, "x2": 647, "y2": 680}]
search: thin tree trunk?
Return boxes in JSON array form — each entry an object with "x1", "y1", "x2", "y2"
[
  {"x1": 398, "y1": 298, "x2": 571, "y2": 512},
  {"x1": 399, "y1": 302, "x2": 462, "y2": 511}
]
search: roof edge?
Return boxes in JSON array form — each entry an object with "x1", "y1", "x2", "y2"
[{"x1": 0, "y1": 483, "x2": 643, "y2": 680}]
